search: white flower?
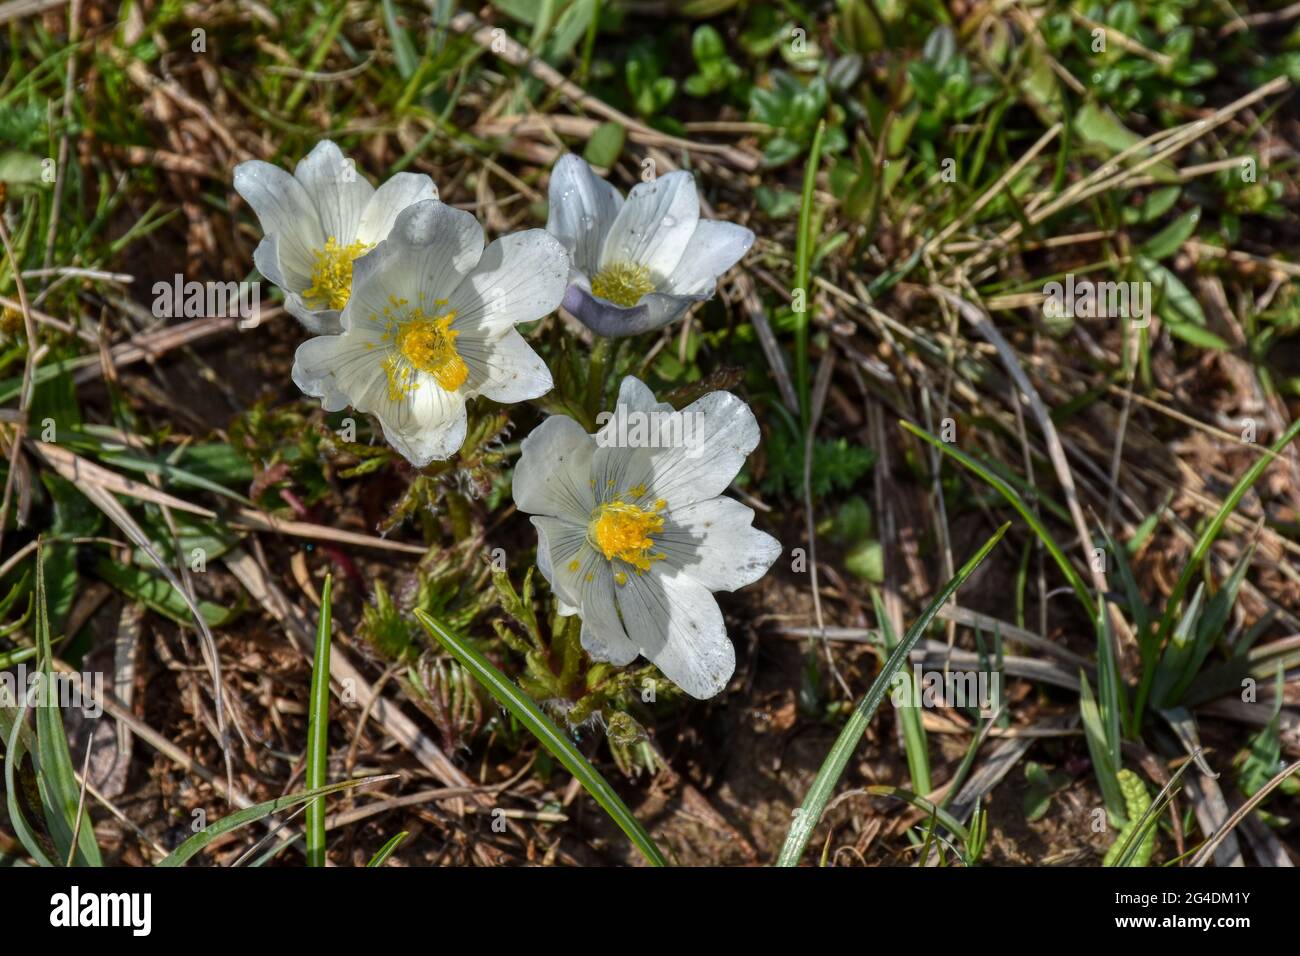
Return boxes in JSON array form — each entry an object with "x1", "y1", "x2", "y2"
[
  {"x1": 513, "y1": 375, "x2": 780, "y2": 698},
  {"x1": 234, "y1": 140, "x2": 437, "y2": 334},
  {"x1": 545, "y1": 154, "x2": 754, "y2": 338},
  {"x1": 292, "y1": 199, "x2": 568, "y2": 467}
]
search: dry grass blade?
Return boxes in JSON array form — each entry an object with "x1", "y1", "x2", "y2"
[{"x1": 1189, "y1": 758, "x2": 1300, "y2": 867}]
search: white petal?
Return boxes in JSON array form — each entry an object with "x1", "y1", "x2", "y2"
[
  {"x1": 292, "y1": 332, "x2": 380, "y2": 412},
  {"x1": 659, "y1": 496, "x2": 781, "y2": 591},
  {"x1": 599, "y1": 375, "x2": 672, "y2": 429},
  {"x1": 598, "y1": 171, "x2": 699, "y2": 280},
  {"x1": 284, "y1": 293, "x2": 343, "y2": 336},
  {"x1": 253, "y1": 234, "x2": 303, "y2": 291},
  {"x1": 293, "y1": 321, "x2": 466, "y2": 467},
  {"x1": 589, "y1": 376, "x2": 673, "y2": 499},
  {"x1": 616, "y1": 567, "x2": 733, "y2": 699},
  {"x1": 513, "y1": 415, "x2": 596, "y2": 524},
  {"x1": 293, "y1": 140, "x2": 375, "y2": 243},
  {"x1": 577, "y1": 557, "x2": 638, "y2": 666},
  {"x1": 388, "y1": 199, "x2": 486, "y2": 306},
  {"x1": 355, "y1": 172, "x2": 439, "y2": 246},
  {"x1": 446, "y1": 230, "x2": 570, "y2": 335},
  {"x1": 533, "y1": 515, "x2": 638, "y2": 665},
  {"x1": 532, "y1": 515, "x2": 586, "y2": 609},
  {"x1": 234, "y1": 160, "x2": 322, "y2": 281},
  {"x1": 459, "y1": 327, "x2": 553, "y2": 403},
  {"x1": 589, "y1": 379, "x2": 758, "y2": 509},
  {"x1": 661, "y1": 221, "x2": 754, "y2": 295},
  {"x1": 371, "y1": 375, "x2": 467, "y2": 466},
  {"x1": 644, "y1": 389, "x2": 761, "y2": 508},
  {"x1": 545, "y1": 154, "x2": 624, "y2": 276}
]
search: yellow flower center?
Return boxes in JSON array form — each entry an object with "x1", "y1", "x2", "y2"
[
  {"x1": 590, "y1": 261, "x2": 655, "y2": 308},
  {"x1": 588, "y1": 499, "x2": 667, "y2": 574},
  {"x1": 304, "y1": 236, "x2": 371, "y2": 311},
  {"x1": 373, "y1": 295, "x2": 468, "y2": 400}
]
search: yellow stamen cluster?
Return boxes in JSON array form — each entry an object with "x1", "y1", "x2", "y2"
[
  {"x1": 588, "y1": 496, "x2": 668, "y2": 578},
  {"x1": 590, "y1": 261, "x2": 655, "y2": 308},
  {"x1": 371, "y1": 293, "x2": 468, "y2": 400},
  {"x1": 304, "y1": 236, "x2": 371, "y2": 311}
]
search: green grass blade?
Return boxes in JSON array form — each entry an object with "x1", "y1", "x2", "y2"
[
  {"x1": 156, "y1": 775, "x2": 392, "y2": 868},
  {"x1": 1135, "y1": 416, "x2": 1300, "y2": 727},
  {"x1": 33, "y1": 544, "x2": 102, "y2": 866},
  {"x1": 860, "y1": 785, "x2": 969, "y2": 842},
  {"x1": 775, "y1": 522, "x2": 1009, "y2": 867},
  {"x1": 872, "y1": 589, "x2": 931, "y2": 794},
  {"x1": 1079, "y1": 671, "x2": 1125, "y2": 823},
  {"x1": 2, "y1": 702, "x2": 55, "y2": 866},
  {"x1": 901, "y1": 419, "x2": 1097, "y2": 619},
  {"x1": 414, "y1": 609, "x2": 668, "y2": 867},
  {"x1": 305, "y1": 574, "x2": 332, "y2": 868},
  {"x1": 367, "y1": 831, "x2": 409, "y2": 867}
]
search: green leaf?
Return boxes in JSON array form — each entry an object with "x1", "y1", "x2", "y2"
[
  {"x1": 1166, "y1": 321, "x2": 1230, "y2": 351},
  {"x1": 583, "y1": 122, "x2": 625, "y2": 170},
  {"x1": 94, "y1": 559, "x2": 238, "y2": 629},
  {"x1": 1073, "y1": 103, "x2": 1178, "y2": 183},
  {"x1": 775, "y1": 522, "x2": 1009, "y2": 866},
  {"x1": 414, "y1": 610, "x2": 668, "y2": 867},
  {"x1": 1139, "y1": 207, "x2": 1200, "y2": 261},
  {"x1": 1079, "y1": 671, "x2": 1126, "y2": 824},
  {"x1": 367, "y1": 831, "x2": 409, "y2": 867},
  {"x1": 1139, "y1": 255, "x2": 1206, "y2": 326}
]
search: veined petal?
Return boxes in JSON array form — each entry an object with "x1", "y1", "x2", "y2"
[
  {"x1": 234, "y1": 160, "x2": 323, "y2": 283},
  {"x1": 589, "y1": 378, "x2": 758, "y2": 510},
  {"x1": 379, "y1": 199, "x2": 485, "y2": 307},
  {"x1": 560, "y1": 284, "x2": 652, "y2": 339},
  {"x1": 589, "y1": 375, "x2": 671, "y2": 500},
  {"x1": 293, "y1": 140, "x2": 374, "y2": 243},
  {"x1": 640, "y1": 389, "x2": 761, "y2": 508},
  {"x1": 659, "y1": 496, "x2": 781, "y2": 591},
  {"x1": 368, "y1": 372, "x2": 468, "y2": 466},
  {"x1": 661, "y1": 220, "x2": 754, "y2": 296},
  {"x1": 532, "y1": 515, "x2": 586, "y2": 609},
  {"x1": 616, "y1": 566, "x2": 733, "y2": 699},
  {"x1": 533, "y1": 515, "x2": 639, "y2": 665},
  {"x1": 576, "y1": 555, "x2": 638, "y2": 666},
  {"x1": 459, "y1": 327, "x2": 553, "y2": 403},
  {"x1": 513, "y1": 415, "x2": 596, "y2": 524},
  {"x1": 546, "y1": 154, "x2": 624, "y2": 277},
  {"x1": 638, "y1": 290, "x2": 710, "y2": 329},
  {"x1": 598, "y1": 171, "x2": 698, "y2": 280},
  {"x1": 446, "y1": 230, "x2": 569, "y2": 336},
  {"x1": 292, "y1": 331, "x2": 382, "y2": 413},
  {"x1": 252, "y1": 234, "x2": 305, "y2": 292},
  {"x1": 356, "y1": 172, "x2": 439, "y2": 246},
  {"x1": 285, "y1": 295, "x2": 344, "y2": 336}
]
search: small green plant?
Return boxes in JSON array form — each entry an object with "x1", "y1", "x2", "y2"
[{"x1": 684, "y1": 25, "x2": 743, "y2": 98}]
